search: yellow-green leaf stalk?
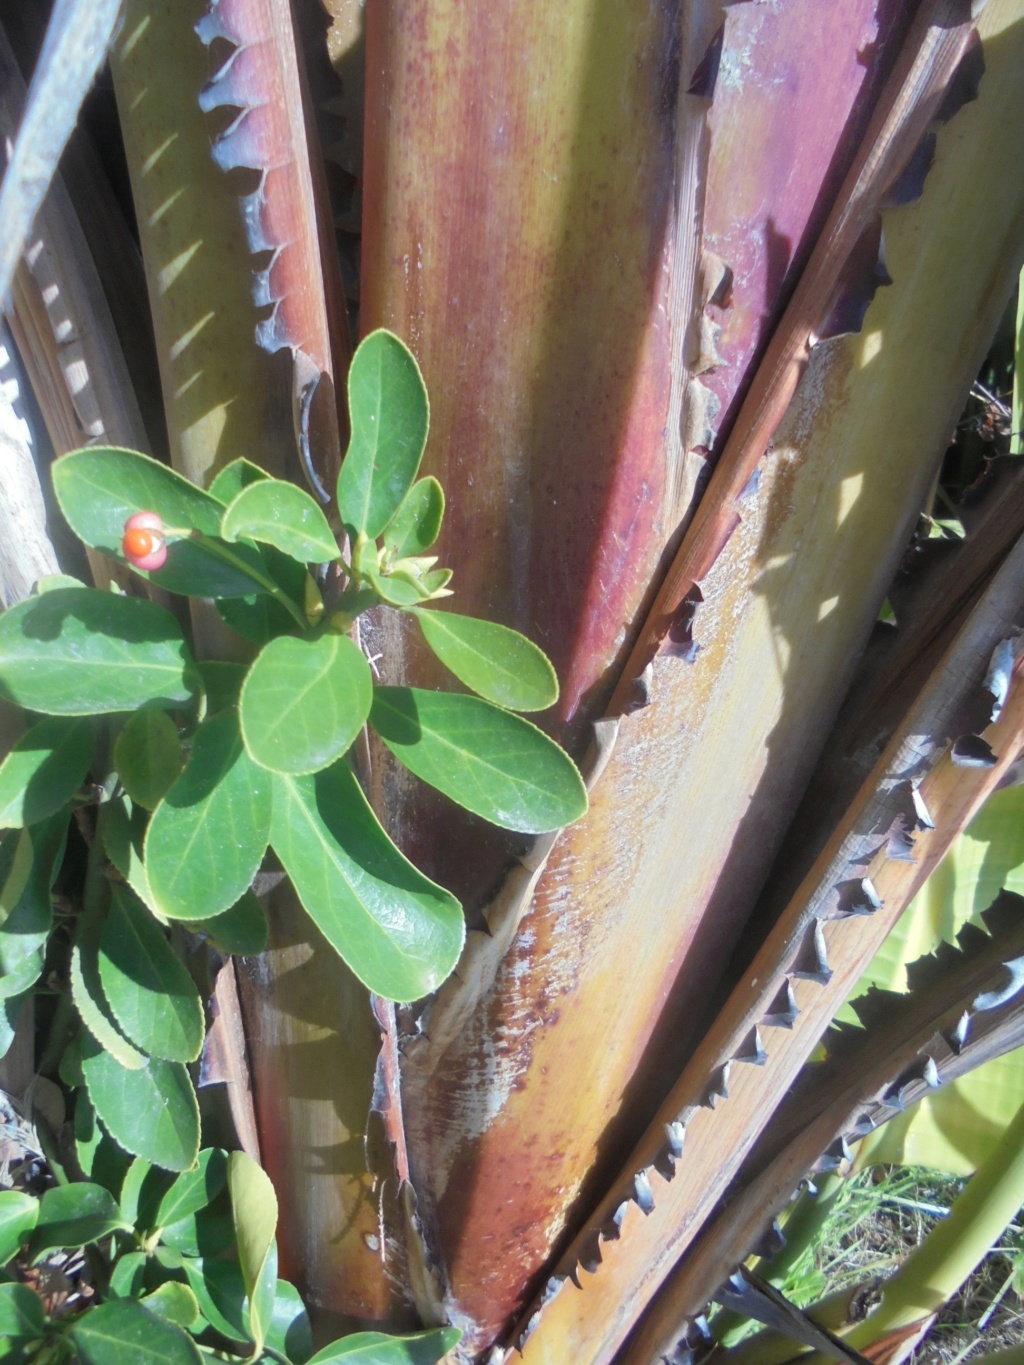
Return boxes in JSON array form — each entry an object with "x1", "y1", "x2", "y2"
[{"x1": 843, "y1": 1093, "x2": 1024, "y2": 1351}]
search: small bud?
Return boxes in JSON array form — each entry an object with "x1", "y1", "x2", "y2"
[{"x1": 122, "y1": 511, "x2": 168, "y2": 570}]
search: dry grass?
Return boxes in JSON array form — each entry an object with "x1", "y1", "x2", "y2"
[{"x1": 796, "y1": 1164, "x2": 1024, "y2": 1364}]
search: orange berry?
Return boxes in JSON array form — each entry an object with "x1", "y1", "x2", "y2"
[
  {"x1": 124, "y1": 527, "x2": 159, "y2": 559},
  {"x1": 122, "y1": 511, "x2": 168, "y2": 570}
]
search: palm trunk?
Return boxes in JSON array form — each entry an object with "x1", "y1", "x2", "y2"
[{"x1": 2, "y1": 0, "x2": 1023, "y2": 1360}]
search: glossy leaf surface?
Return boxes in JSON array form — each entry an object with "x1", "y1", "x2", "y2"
[
  {"x1": 104, "y1": 797, "x2": 156, "y2": 912},
  {"x1": 208, "y1": 457, "x2": 270, "y2": 505},
  {"x1": 147, "y1": 536, "x2": 275, "y2": 600},
  {"x1": 0, "y1": 589, "x2": 197, "y2": 714},
  {"x1": 196, "y1": 661, "x2": 247, "y2": 717},
  {"x1": 114, "y1": 709, "x2": 183, "y2": 812},
  {"x1": 228, "y1": 1151, "x2": 278, "y2": 1357},
  {"x1": 0, "y1": 994, "x2": 23, "y2": 1059},
  {"x1": 382, "y1": 476, "x2": 444, "y2": 559},
  {"x1": 28, "y1": 1182, "x2": 128, "y2": 1257},
  {"x1": 266, "y1": 1280, "x2": 313, "y2": 1364},
  {"x1": 0, "y1": 950, "x2": 42, "y2": 1003},
  {"x1": 270, "y1": 762, "x2": 464, "y2": 1001},
  {"x1": 145, "y1": 709, "x2": 271, "y2": 920},
  {"x1": 0, "y1": 815, "x2": 65, "y2": 981},
  {"x1": 181, "y1": 1256, "x2": 248, "y2": 1343},
  {"x1": 0, "y1": 716, "x2": 92, "y2": 827},
  {"x1": 307, "y1": 1329, "x2": 462, "y2": 1363},
  {"x1": 216, "y1": 591, "x2": 297, "y2": 648},
  {"x1": 70, "y1": 1299, "x2": 202, "y2": 1365},
  {"x1": 240, "y1": 634, "x2": 372, "y2": 775},
  {"x1": 336, "y1": 330, "x2": 429, "y2": 537},
  {"x1": 0, "y1": 1282, "x2": 45, "y2": 1346},
  {"x1": 140, "y1": 1282, "x2": 201, "y2": 1329},
  {"x1": 74, "y1": 1091, "x2": 131, "y2": 1194},
  {"x1": 81, "y1": 1039, "x2": 200, "y2": 1171},
  {"x1": 120, "y1": 1156, "x2": 171, "y2": 1231},
  {"x1": 156, "y1": 1149, "x2": 228, "y2": 1232},
  {"x1": 412, "y1": 609, "x2": 558, "y2": 711},
  {"x1": 53, "y1": 447, "x2": 270, "y2": 597},
  {"x1": 54, "y1": 445, "x2": 223, "y2": 542},
  {"x1": 0, "y1": 831, "x2": 31, "y2": 934},
  {"x1": 217, "y1": 544, "x2": 311, "y2": 646},
  {"x1": 159, "y1": 1191, "x2": 234, "y2": 1258},
  {"x1": 0, "y1": 1192, "x2": 37, "y2": 1265},
  {"x1": 109, "y1": 1252, "x2": 147, "y2": 1300},
  {"x1": 72, "y1": 910, "x2": 147, "y2": 1070},
  {"x1": 221, "y1": 479, "x2": 339, "y2": 564},
  {"x1": 363, "y1": 564, "x2": 434, "y2": 608},
  {"x1": 371, "y1": 687, "x2": 587, "y2": 832},
  {"x1": 183, "y1": 890, "x2": 268, "y2": 956},
  {"x1": 98, "y1": 885, "x2": 204, "y2": 1062}
]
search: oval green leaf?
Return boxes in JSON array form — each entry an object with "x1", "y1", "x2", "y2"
[
  {"x1": 336, "y1": 330, "x2": 429, "y2": 538},
  {"x1": 0, "y1": 715, "x2": 93, "y2": 827},
  {"x1": 145, "y1": 709, "x2": 271, "y2": 921},
  {"x1": 74, "y1": 1091, "x2": 132, "y2": 1194},
  {"x1": 0, "y1": 815, "x2": 65, "y2": 980},
  {"x1": 53, "y1": 447, "x2": 266, "y2": 598},
  {"x1": 141, "y1": 1282, "x2": 201, "y2": 1330},
  {"x1": 50, "y1": 444, "x2": 274, "y2": 600},
  {"x1": 184, "y1": 890, "x2": 268, "y2": 956},
  {"x1": 152, "y1": 536, "x2": 276, "y2": 600},
  {"x1": 216, "y1": 544, "x2": 311, "y2": 646},
  {"x1": 53, "y1": 446, "x2": 223, "y2": 546},
  {"x1": 155, "y1": 1149, "x2": 228, "y2": 1231},
  {"x1": 181, "y1": 1256, "x2": 247, "y2": 1344},
  {"x1": 104, "y1": 796, "x2": 156, "y2": 913},
  {"x1": 59, "y1": 1029, "x2": 85, "y2": 1087},
  {"x1": 0, "y1": 588, "x2": 198, "y2": 715},
  {"x1": 71, "y1": 906, "x2": 148, "y2": 1070},
  {"x1": 70, "y1": 1299, "x2": 203, "y2": 1365},
  {"x1": 33, "y1": 572, "x2": 85, "y2": 594},
  {"x1": 81, "y1": 1038, "x2": 200, "y2": 1172},
  {"x1": 98, "y1": 885, "x2": 204, "y2": 1062},
  {"x1": 417, "y1": 566, "x2": 453, "y2": 599},
  {"x1": 120, "y1": 1156, "x2": 172, "y2": 1232},
  {"x1": 270, "y1": 762, "x2": 464, "y2": 1002},
  {"x1": 0, "y1": 829, "x2": 31, "y2": 933},
  {"x1": 0, "y1": 1282, "x2": 45, "y2": 1343},
  {"x1": 221, "y1": 479, "x2": 339, "y2": 564},
  {"x1": 240, "y1": 634, "x2": 372, "y2": 776},
  {"x1": 370, "y1": 688, "x2": 587, "y2": 833},
  {"x1": 0, "y1": 1191, "x2": 37, "y2": 1265},
  {"x1": 159, "y1": 1190, "x2": 234, "y2": 1259},
  {"x1": 0, "y1": 993, "x2": 26, "y2": 1061},
  {"x1": 196, "y1": 660, "x2": 247, "y2": 718},
  {"x1": 307, "y1": 1328, "x2": 462, "y2": 1364},
  {"x1": 382, "y1": 477, "x2": 444, "y2": 559},
  {"x1": 412, "y1": 609, "x2": 558, "y2": 711},
  {"x1": 208, "y1": 457, "x2": 269, "y2": 505},
  {"x1": 267, "y1": 1280, "x2": 313, "y2": 1365},
  {"x1": 216, "y1": 591, "x2": 297, "y2": 647},
  {"x1": 228, "y1": 1151, "x2": 278, "y2": 1357},
  {"x1": 28, "y1": 1181, "x2": 128, "y2": 1258},
  {"x1": 0, "y1": 949, "x2": 43, "y2": 1003},
  {"x1": 363, "y1": 565, "x2": 434, "y2": 608},
  {"x1": 109, "y1": 1251, "x2": 147, "y2": 1300},
  {"x1": 115, "y1": 709, "x2": 183, "y2": 812}
]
